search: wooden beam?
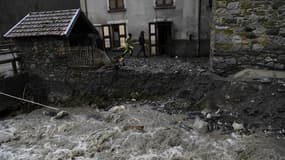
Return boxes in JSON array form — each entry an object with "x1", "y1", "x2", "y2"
[
  {"x1": 0, "y1": 58, "x2": 21, "y2": 65},
  {"x1": 0, "y1": 91, "x2": 60, "y2": 111},
  {"x1": 0, "y1": 51, "x2": 19, "y2": 56},
  {"x1": 0, "y1": 44, "x2": 15, "y2": 48}
]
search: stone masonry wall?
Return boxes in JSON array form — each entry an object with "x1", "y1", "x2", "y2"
[
  {"x1": 211, "y1": 0, "x2": 285, "y2": 75},
  {"x1": 12, "y1": 37, "x2": 219, "y2": 104},
  {"x1": 15, "y1": 37, "x2": 70, "y2": 80},
  {"x1": 13, "y1": 37, "x2": 114, "y2": 103}
]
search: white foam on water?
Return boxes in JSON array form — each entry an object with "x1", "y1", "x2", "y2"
[{"x1": 0, "y1": 105, "x2": 284, "y2": 159}]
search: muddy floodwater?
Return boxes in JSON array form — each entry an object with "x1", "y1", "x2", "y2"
[{"x1": 0, "y1": 102, "x2": 284, "y2": 160}]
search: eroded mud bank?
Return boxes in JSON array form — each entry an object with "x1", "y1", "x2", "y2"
[{"x1": 1, "y1": 57, "x2": 285, "y2": 159}]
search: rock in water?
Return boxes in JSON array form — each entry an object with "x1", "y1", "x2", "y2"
[
  {"x1": 53, "y1": 111, "x2": 69, "y2": 119},
  {"x1": 109, "y1": 105, "x2": 126, "y2": 113},
  {"x1": 232, "y1": 122, "x2": 244, "y2": 131},
  {"x1": 192, "y1": 117, "x2": 208, "y2": 133}
]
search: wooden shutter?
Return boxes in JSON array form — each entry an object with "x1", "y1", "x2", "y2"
[
  {"x1": 102, "y1": 25, "x2": 111, "y2": 49},
  {"x1": 109, "y1": 0, "x2": 124, "y2": 10},
  {"x1": 156, "y1": 0, "x2": 164, "y2": 6},
  {"x1": 109, "y1": 0, "x2": 116, "y2": 10},
  {"x1": 118, "y1": 24, "x2": 126, "y2": 47},
  {"x1": 165, "y1": 0, "x2": 174, "y2": 5},
  {"x1": 149, "y1": 22, "x2": 157, "y2": 55},
  {"x1": 156, "y1": 0, "x2": 173, "y2": 6},
  {"x1": 117, "y1": 0, "x2": 124, "y2": 9}
]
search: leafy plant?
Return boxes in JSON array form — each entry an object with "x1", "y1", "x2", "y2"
[{"x1": 122, "y1": 40, "x2": 134, "y2": 56}]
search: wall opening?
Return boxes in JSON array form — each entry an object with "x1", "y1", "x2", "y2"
[{"x1": 157, "y1": 22, "x2": 172, "y2": 55}]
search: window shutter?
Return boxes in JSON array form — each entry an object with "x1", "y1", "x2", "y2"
[
  {"x1": 156, "y1": 0, "x2": 164, "y2": 6},
  {"x1": 149, "y1": 22, "x2": 157, "y2": 55},
  {"x1": 156, "y1": 0, "x2": 173, "y2": 6},
  {"x1": 165, "y1": 0, "x2": 173, "y2": 5},
  {"x1": 109, "y1": 0, "x2": 124, "y2": 10},
  {"x1": 117, "y1": 0, "x2": 124, "y2": 9},
  {"x1": 109, "y1": 0, "x2": 116, "y2": 9},
  {"x1": 102, "y1": 25, "x2": 111, "y2": 49},
  {"x1": 118, "y1": 24, "x2": 126, "y2": 47}
]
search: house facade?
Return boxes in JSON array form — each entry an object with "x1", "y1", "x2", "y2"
[{"x1": 80, "y1": 0, "x2": 212, "y2": 57}]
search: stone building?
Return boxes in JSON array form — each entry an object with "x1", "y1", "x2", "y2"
[
  {"x1": 3, "y1": 9, "x2": 103, "y2": 78},
  {"x1": 80, "y1": 0, "x2": 213, "y2": 57},
  {"x1": 211, "y1": 0, "x2": 285, "y2": 74},
  {"x1": 4, "y1": 9, "x2": 99, "y2": 53},
  {"x1": 0, "y1": 0, "x2": 80, "y2": 40}
]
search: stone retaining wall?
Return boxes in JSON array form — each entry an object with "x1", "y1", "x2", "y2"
[{"x1": 211, "y1": 0, "x2": 285, "y2": 75}]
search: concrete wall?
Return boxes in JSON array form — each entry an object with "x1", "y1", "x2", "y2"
[
  {"x1": 80, "y1": 0, "x2": 212, "y2": 57},
  {"x1": 211, "y1": 0, "x2": 285, "y2": 75}
]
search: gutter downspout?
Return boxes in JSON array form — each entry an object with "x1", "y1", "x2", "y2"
[{"x1": 197, "y1": 0, "x2": 202, "y2": 57}]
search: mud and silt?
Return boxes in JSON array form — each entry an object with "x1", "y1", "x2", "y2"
[{"x1": 0, "y1": 57, "x2": 285, "y2": 159}]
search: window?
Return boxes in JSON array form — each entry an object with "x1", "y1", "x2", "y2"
[
  {"x1": 155, "y1": 0, "x2": 174, "y2": 7},
  {"x1": 102, "y1": 23, "x2": 126, "y2": 49},
  {"x1": 109, "y1": 0, "x2": 125, "y2": 10},
  {"x1": 102, "y1": 25, "x2": 111, "y2": 49}
]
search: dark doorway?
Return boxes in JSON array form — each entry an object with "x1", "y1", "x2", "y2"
[
  {"x1": 157, "y1": 22, "x2": 172, "y2": 55},
  {"x1": 111, "y1": 24, "x2": 121, "y2": 48}
]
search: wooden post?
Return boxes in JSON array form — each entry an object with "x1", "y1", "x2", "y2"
[{"x1": 11, "y1": 60, "x2": 18, "y2": 75}]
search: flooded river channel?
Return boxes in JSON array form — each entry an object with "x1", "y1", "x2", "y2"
[{"x1": 0, "y1": 102, "x2": 284, "y2": 160}]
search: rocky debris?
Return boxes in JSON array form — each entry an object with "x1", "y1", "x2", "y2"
[
  {"x1": 109, "y1": 105, "x2": 126, "y2": 113},
  {"x1": 232, "y1": 122, "x2": 244, "y2": 131},
  {"x1": 123, "y1": 125, "x2": 144, "y2": 132},
  {"x1": 121, "y1": 57, "x2": 209, "y2": 74},
  {"x1": 1, "y1": 53, "x2": 285, "y2": 159},
  {"x1": 192, "y1": 117, "x2": 208, "y2": 133},
  {"x1": 190, "y1": 78, "x2": 285, "y2": 136},
  {"x1": 187, "y1": 111, "x2": 203, "y2": 119},
  {"x1": 42, "y1": 110, "x2": 57, "y2": 117},
  {"x1": 52, "y1": 111, "x2": 69, "y2": 120},
  {"x1": 258, "y1": 78, "x2": 272, "y2": 84}
]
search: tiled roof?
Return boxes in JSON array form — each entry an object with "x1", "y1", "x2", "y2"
[{"x1": 4, "y1": 9, "x2": 81, "y2": 38}]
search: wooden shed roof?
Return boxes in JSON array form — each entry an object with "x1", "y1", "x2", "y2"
[{"x1": 4, "y1": 9, "x2": 91, "y2": 38}]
